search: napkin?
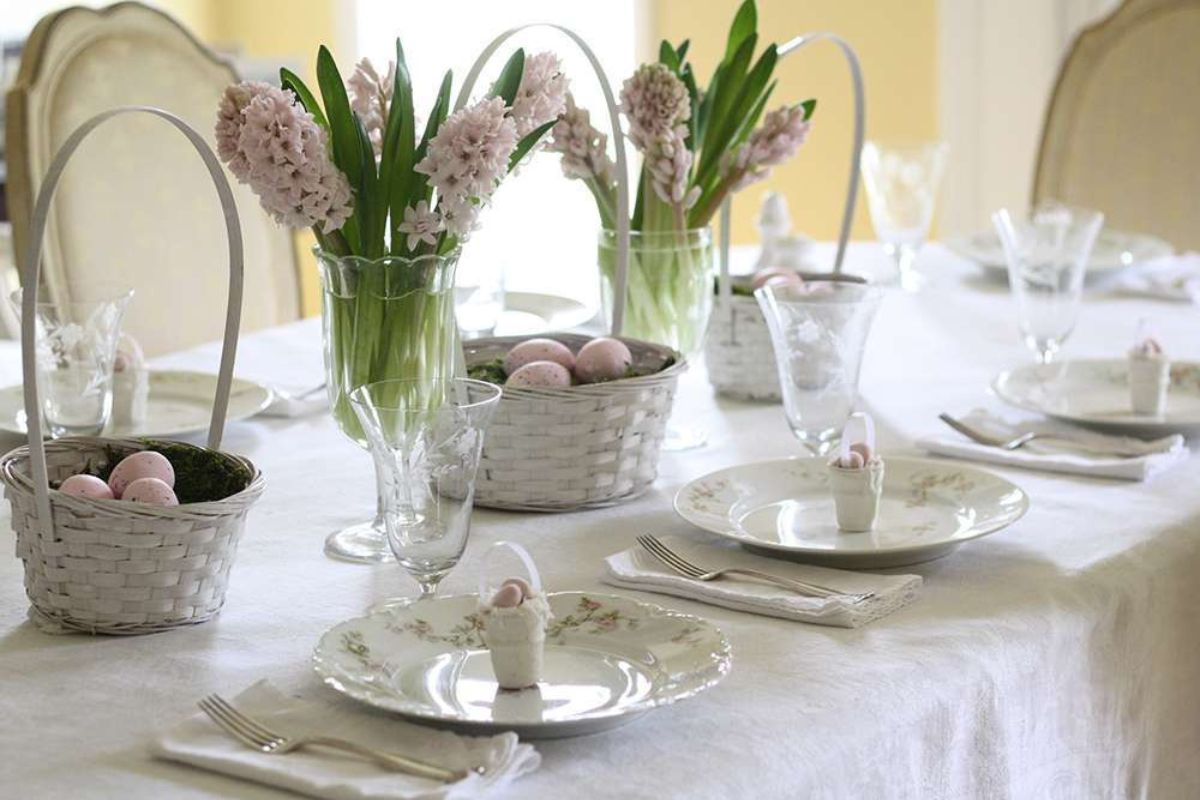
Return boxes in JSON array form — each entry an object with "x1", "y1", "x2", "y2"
[
  {"x1": 602, "y1": 536, "x2": 921, "y2": 629},
  {"x1": 917, "y1": 409, "x2": 1189, "y2": 481},
  {"x1": 258, "y1": 385, "x2": 330, "y2": 418},
  {"x1": 1111, "y1": 252, "x2": 1200, "y2": 303},
  {"x1": 152, "y1": 680, "x2": 540, "y2": 800}
]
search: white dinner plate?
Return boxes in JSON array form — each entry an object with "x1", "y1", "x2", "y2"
[
  {"x1": 674, "y1": 457, "x2": 1029, "y2": 569},
  {"x1": 313, "y1": 592, "x2": 731, "y2": 739},
  {"x1": 993, "y1": 359, "x2": 1200, "y2": 435},
  {"x1": 946, "y1": 228, "x2": 1173, "y2": 276},
  {"x1": 499, "y1": 291, "x2": 594, "y2": 334},
  {"x1": 0, "y1": 370, "x2": 273, "y2": 438}
]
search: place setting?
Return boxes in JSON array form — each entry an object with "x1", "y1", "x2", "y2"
[{"x1": 2, "y1": 1, "x2": 1198, "y2": 798}]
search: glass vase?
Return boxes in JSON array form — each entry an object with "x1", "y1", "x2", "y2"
[
  {"x1": 598, "y1": 228, "x2": 714, "y2": 450},
  {"x1": 316, "y1": 247, "x2": 460, "y2": 563}
]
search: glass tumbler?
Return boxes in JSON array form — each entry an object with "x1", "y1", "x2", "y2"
[
  {"x1": 992, "y1": 203, "x2": 1104, "y2": 363},
  {"x1": 861, "y1": 141, "x2": 948, "y2": 290},
  {"x1": 15, "y1": 285, "x2": 133, "y2": 437},
  {"x1": 350, "y1": 378, "x2": 502, "y2": 599},
  {"x1": 755, "y1": 281, "x2": 881, "y2": 455}
]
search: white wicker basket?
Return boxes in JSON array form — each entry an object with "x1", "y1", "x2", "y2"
[
  {"x1": 705, "y1": 293, "x2": 781, "y2": 401},
  {"x1": 1, "y1": 107, "x2": 264, "y2": 635},
  {"x1": 708, "y1": 33, "x2": 866, "y2": 402},
  {"x1": 466, "y1": 334, "x2": 683, "y2": 511}
]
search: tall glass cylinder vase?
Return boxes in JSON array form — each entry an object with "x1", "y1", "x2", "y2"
[
  {"x1": 598, "y1": 228, "x2": 714, "y2": 450},
  {"x1": 316, "y1": 247, "x2": 460, "y2": 563}
]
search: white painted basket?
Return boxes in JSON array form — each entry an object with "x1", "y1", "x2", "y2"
[
  {"x1": 708, "y1": 33, "x2": 866, "y2": 402},
  {"x1": 466, "y1": 334, "x2": 682, "y2": 511},
  {"x1": 456, "y1": 26, "x2": 688, "y2": 510},
  {"x1": 1, "y1": 107, "x2": 263, "y2": 635}
]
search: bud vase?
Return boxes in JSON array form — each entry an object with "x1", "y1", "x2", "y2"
[{"x1": 316, "y1": 247, "x2": 460, "y2": 563}]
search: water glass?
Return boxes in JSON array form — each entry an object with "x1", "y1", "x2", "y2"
[
  {"x1": 992, "y1": 203, "x2": 1103, "y2": 363},
  {"x1": 15, "y1": 285, "x2": 133, "y2": 437},
  {"x1": 861, "y1": 141, "x2": 948, "y2": 290},
  {"x1": 755, "y1": 281, "x2": 881, "y2": 455},
  {"x1": 350, "y1": 378, "x2": 501, "y2": 599}
]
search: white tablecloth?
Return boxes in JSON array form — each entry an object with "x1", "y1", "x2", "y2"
[{"x1": 1, "y1": 244, "x2": 1198, "y2": 799}]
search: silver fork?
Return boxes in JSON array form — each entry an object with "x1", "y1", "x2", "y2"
[
  {"x1": 636, "y1": 535, "x2": 874, "y2": 603},
  {"x1": 937, "y1": 413, "x2": 1149, "y2": 458},
  {"x1": 197, "y1": 694, "x2": 470, "y2": 782}
]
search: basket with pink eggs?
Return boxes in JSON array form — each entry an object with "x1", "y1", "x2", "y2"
[
  {"x1": 0, "y1": 108, "x2": 264, "y2": 635},
  {"x1": 453, "y1": 26, "x2": 684, "y2": 511},
  {"x1": 705, "y1": 33, "x2": 866, "y2": 402}
]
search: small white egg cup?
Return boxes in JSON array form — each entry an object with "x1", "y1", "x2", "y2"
[
  {"x1": 1129, "y1": 354, "x2": 1170, "y2": 416},
  {"x1": 828, "y1": 460, "x2": 885, "y2": 532}
]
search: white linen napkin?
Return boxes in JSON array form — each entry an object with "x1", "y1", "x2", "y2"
[
  {"x1": 1111, "y1": 252, "x2": 1200, "y2": 303},
  {"x1": 259, "y1": 386, "x2": 330, "y2": 418},
  {"x1": 152, "y1": 680, "x2": 540, "y2": 800},
  {"x1": 602, "y1": 536, "x2": 921, "y2": 629},
  {"x1": 917, "y1": 409, "x2": 1189, "y2": 481}
]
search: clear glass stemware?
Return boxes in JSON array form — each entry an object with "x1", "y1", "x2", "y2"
[
  {"x1": 992, "y1": 203, "x2": 1104, "y2": 363},
  {"x1": 349, "y1": 378, "x2": 501, "y2": 600},
  {"x1": 14, "y1": 285, "x2": 133, "y2": 437},
  {"x1": 755, "y1": 281, "x2": 881, "y2": 455},
  {"x1": 861, "y1": 141, "x2": 948, "y2": 291}
]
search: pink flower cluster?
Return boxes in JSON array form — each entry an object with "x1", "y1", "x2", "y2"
[
  {"x1": 215, "y1": 81, "x2": 353, "y2": 233},
  {"x1": 547, "y1": 94, "x2": 616, "y2": 186},
  {"x1": 414, "y1": 97, "x2": 519, "y2": 239},
  {"x1": 620, "y1": 64, "x2": 696, "y2": 208},
  {"x1": 732, "y1": 104, "x2": 812, "y2": 190},
  {"x1": 508, "y1": 51, "x2": 568, "y2": 138},
  {"x1": 348, "y1": 58, "x2": 395, "y2": 156}
]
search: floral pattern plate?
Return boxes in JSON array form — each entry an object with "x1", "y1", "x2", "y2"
[
  {"x1": 0, "y1": 370, "x2": 272, "y2": 438},
  {"x1": 993, "y1": 359, "x2": 1200, "y2": 435},
  {"x1": 313, "y1": 592, "x2": 731, "y2": 739},
  {"x1": 675, "y1": 457, "x2": 1029, "y2": 569}
]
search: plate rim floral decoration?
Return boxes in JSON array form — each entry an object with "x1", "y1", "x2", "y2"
[{"x1": 312, "y1": 591, "x2": 732, "y2": 733}]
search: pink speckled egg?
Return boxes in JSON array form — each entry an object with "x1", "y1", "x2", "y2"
[
  {"x1": 108, "y1": 451, "x2": 175, "y2": 499},
  {"x1": 849, "y1": 442, "x2": 873, "y2": 462},
  {"x1": 506, "y1": 361, "x2": 572, "y2": 389},
  {"x1": 501, "y1": 577, "x2": 532, "y2": 599},
  {"x1": 574, "y1": 337, "x2": 633, "y2": 384},
  {"x1": 60, "y1": 474, "x2": 115, "y2": 500},
  {"x1": 491, "y1": 583, "x2": 524, "y2": 608},
  {"x1": 838, "y1": 451, "x2": 865, "y2": 469},
  {"x1": 751, "y1": 267, "x2": 804, "y2": 291},
  {"x1": 505, "y1": 338, "x2": 575, "y2": 375},
  {"x1": 122, "y1": 477, "x2": 179, "y2": 506}
]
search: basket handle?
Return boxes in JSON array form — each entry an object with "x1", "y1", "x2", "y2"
[
  {"x1": 20, "y1": 106, "x2": 245, "y2": 535},
  {"x1": 455, "y1": 24, "x2": 631, "y2": 334},
  {"x1": 717, "y1": 32, "x2": 865, "y2": 311}
]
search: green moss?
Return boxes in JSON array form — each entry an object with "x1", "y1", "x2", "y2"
[
  {"x1": 95, "y1": 441, "x2": 252, "y2": 504},
  {"x1": 466, "y1": 358, "x2": 508, "y2": 385}
]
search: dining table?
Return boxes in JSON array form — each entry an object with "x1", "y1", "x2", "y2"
[{"x1": 1, "y1": 242, "x2": 1197, "y2": 799}]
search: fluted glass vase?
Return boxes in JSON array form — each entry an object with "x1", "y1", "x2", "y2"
[{"x1": 316, "y1": 247, "x2": 460, "y2": 563}]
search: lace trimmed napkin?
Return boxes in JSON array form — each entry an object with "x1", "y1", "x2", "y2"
[
  {"x1": 152, "y1": 680, "x2": 540, "y2": 800},
  {"x1": 602, "y1": 535, "x2": 921, "y2": 629},
  {"x1": 1111, "y1": 252, "x2": 1200, "y2": 303},
  {"x1": 918, "y1": 409, "x2": 1188, "y2": 481},
  {"x1": 259, "y1": 387, "x2": 330, "y2": 418}
]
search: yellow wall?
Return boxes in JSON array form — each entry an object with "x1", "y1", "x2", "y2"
[{"x1": 654, "y1": 0, "x2": 939, "y2": 245}]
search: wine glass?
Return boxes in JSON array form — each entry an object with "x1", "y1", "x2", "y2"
[
  {"x1": 861, "y1": 141, "x2": 948, "y2": 290},
  {"x1": 992, "y1": 203, "x2": 1103, "y2": 363},
  {"x1": 755, "y1": 280, "x2": 881, "y2": 455},
  {"x1": 350, "y1": 378, "x2": 501, "y2": 599}
]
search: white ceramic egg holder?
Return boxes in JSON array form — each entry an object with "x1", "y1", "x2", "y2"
[
  {"x1": 705, "y1": 34, "x2": 866, "y2": 402},
  {"x1": 0, "y1": 107, "x2": 264, "y2": 635},
  {"x1": 455, "y1": 25, "x2": 685, "y2": 512}
]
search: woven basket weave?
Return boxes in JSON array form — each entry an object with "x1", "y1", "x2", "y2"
[
  {"x1": 466, "y1": 333, "x2": 684, "y2": 511},
  {"x1": 3, "y1": 107, "x2": 263, "y2": 634},
  {"x1": 705, "y1": 294, "x2": 781, "y2": 401},
  {"x1": 3, "y1": 438, "x2": 263, "y2": 633}
]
